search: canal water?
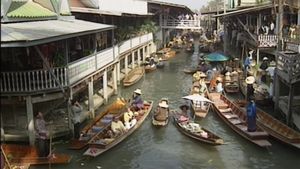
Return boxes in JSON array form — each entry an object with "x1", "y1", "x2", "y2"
[{"x1": 33, "y1": 46, "x2": 300, "y2": 169}]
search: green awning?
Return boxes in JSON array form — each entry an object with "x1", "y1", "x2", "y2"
[{"x1": 7, "y1": 0, "x2": 57, "y2": 18}]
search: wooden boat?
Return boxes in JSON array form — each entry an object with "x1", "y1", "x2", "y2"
[
  {"x1": 224, "y1": 83, "x2": 239, "y2": 93},
  {"x1": 83, "y1": 101, "x2": 154, "y2": 157},
  {"x1": 1, "y1": 144, "x2": 71, "y2": 166},
  {"x1": 189, "y1": 83, "x2": 211, "y2": 118},
  {"x1": 183, "y1": 68, "x2": 197, "y2": 74},
  {"x1": 191, "y1": 100, "x2": 210, "y2": 118},
  {"x1": 156, "y1": 61, "x2": 165, "y2": 68},
  {"x1": 123, "y1": 67, "x2": 145, "y2": 87},
  {"x1": 69, "y1": 98, "x2": 127, "y2": 149},
  {"x1": 152, "y1": 98, "x2": 169, "y2": 126},
  {"x1": 156, "y1": 51, "x2": 168, "y2": 61},
  {"x1": 208, "y1": 92, "x2": 272, "y2": 147},
  {"x1": 173, "y1": 115, "x2": 224, "y2": 145},
  {"x1": 145, "y1": 65, "x2": 157, "y2": 73},
  {"x1": 234, "y1": 101, "x2": 300, "y2": 149}
]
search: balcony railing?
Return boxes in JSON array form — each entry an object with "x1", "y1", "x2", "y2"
[
  {"x1": 277, "y1": 51, "x2": 300, "y2": 84},
  {"x1": 1, "y1": 33, "x2": 153, "y2": 93},
  {"x1": 258, "y1": 34, "x2": 277, "y2": 48},
  {"x1": 1, "y1": 67, "x2": 68, "y2": 93}
]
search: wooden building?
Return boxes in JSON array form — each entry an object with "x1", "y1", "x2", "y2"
[{"x1": 212, "y1": 0, "x2": 300, "y2": 129}]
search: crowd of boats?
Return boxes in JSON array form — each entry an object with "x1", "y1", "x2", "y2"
[{"x1": 1, "y1": 33, "x2": 300, "y2": 169}]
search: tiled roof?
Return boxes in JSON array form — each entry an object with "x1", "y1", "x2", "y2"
[{"x1": 7, "y1": 0, "x2": 57, "y2": 18}]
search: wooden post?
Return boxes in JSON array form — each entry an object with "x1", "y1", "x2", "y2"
[
  {"x1": 257, "y1": 13, "x2": 261, "y2": 35},
  {"x1": 298, "y1": 3, "x2": 300, "y2": 25},
  {"x1": 137, "y1": 48, "x2": 141, "y2": 66},
  {"x1": 67, "y1": 90, "x2": 73, "y2": 135},
  {"x1": 26, "y1": 96, "x2": 35, "y2": 146},
  {"x1": 274, "y1": 70, "x2": 280, "y2": 112},
  {"x1": 131, "y1": 52, "x2": 135, "y2": 69},
  {"x1": 103, "y1": 69, "x2": 108, "y2": 103},
  {"x1": 143, "y1": 45, "x2": 147, "y2": 63},
  {"x1": 113, "y1": 64, "x2": 118, "y2": 94},
  {"x1": 88, "y1": 77, "x2": 94, "y2": 118},
  {"x1": 125, "y1": 55, "x2": 128, "y2": 75},
  {"x1": 116, "y1": 62, "x2": 121, "y2": 84},
  {"x1": 256, "y1": 48, "x2": 260, "y2": 65},
  {"x1": 286, "y1": 84, "x2": 294, "y2": 126},
  {"x1": 278, "y1": 0, "x2": 283, "y2": 51}
]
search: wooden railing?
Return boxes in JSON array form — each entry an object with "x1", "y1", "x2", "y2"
[
  {"x1": 118, "y1": 33, "x2": 152, "y2": 54},
  {"x1": 277, "y1": 51, "x2": 300, "y2": 84},
  {"x1": 258, "y1": 34, "x2": 277, "y2": 48},
  {"x1": 0, "y1": 67, "x2": 67, "y2": 93},
  {"x1": 1, "y1": 33, "x2": 153, "y2": 93}
]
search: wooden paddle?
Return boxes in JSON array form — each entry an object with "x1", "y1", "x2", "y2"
[{"x1": 1, "y1": 145, "x2": 12, "y2": 169}]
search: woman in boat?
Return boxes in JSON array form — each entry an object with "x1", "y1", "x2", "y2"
[
  {"x1": 199, "y1": 73, "x2": 208, "y2": 95},
  {"x1": 71, "y1": 99, "x2": 83, "y2": 139},
  {"x1": 246, "y1": 97, "x2": 257, "y2": 132},
  {"x1": 178, "y1": 104, "x2": 191, "y2": 121},
  {"x1": 131, "y1": 89, "x2": 144, "y2": 111},
  {"x1": 245, "y1": 76, "x2": 255, "y2": 101},
  {"x1": 216, "y1": 77, "x2": 223, "y2": 93},
  {"x1": 154, "y1": 101, "x2": 169, "y2": 121},
  {"x1": 111, "y1": 116, "x2": 127, "y2": 136},
  {"x1": 123, "y1": 108, "x2": 136, "y2": 129},
  {"x1": 259, "y1": 57, "x2": 269, "y2": 83},
  {"x1": 34, "y1": 112, "x2": 50, "y2": 157}
]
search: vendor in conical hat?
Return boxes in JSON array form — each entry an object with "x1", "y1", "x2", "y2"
[
  {"x1": 224, "y1": 72, "x2": 231, "y2": 82},
  {"x1": 231, "y1": 71, "x2": 239, "y2": 82},
  {"x1": 159, "y1": 101, "x2": 169, "y2": 109},
  {"x1": 131, "y1": 89, "x2": 144, "y2": 111},
  {"x1": 193, "y1": 71, "x2": 201, "y2": 82}
]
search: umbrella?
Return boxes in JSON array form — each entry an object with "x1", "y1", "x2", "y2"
[
  {"x1": 204, "y1": 52, "x2": 229, "y2": 62},
  {"x1": 182, "y1": 94, "x2": 213, "y2": 103}
]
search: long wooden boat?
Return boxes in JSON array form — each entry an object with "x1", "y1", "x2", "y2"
[
  {"x1": 83, "y1": 101, "x2": 154, "y2": 157},
  {"x1": 208, "y1": 92, "x2": 272, "y2": 147},
  {"x1": 224, "y1": 83, "x2": 239, "y2": 93},
  {"x1": 173, "y1": 115, "x2": 224, "y2": 145},
  {"x1": 145, "y1": 65, "x2": 157, "y2": 73},
  {"x1": 152, "y1": 98, "x2": 169, "y2": 126},
  {"x1": 123, "y1": 67, "x2": 145, "y2": 87},
  {"x1": 69, "y1": 98, "x2": 127, "y2": 149},
  {"x1": 183, "y1": 68, "x2": 197, "y2": 74},
  {"x1": 1, "y1": 144, "x2": 71, "y2": 165},
  {"x1": 234, "y1": 101, "x2": 300, "y2": 149}
]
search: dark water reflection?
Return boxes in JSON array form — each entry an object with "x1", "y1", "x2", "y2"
[{"x1": 33, "y1": 47, "x2": 300, "y2": 169}]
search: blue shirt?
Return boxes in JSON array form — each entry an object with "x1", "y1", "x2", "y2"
[
  {"x1": 132, "y1": 95, "x2": 143, "y2": 105},
  {"x1": 247, "y1": 102, "x2": 256, "y2": 118},
  {"x1": 244, "y1": 57, "x2": 251, "y2": 67}
]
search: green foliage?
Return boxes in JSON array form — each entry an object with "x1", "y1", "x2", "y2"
[
  {"x1": 53, "y1": 52, "x2": 65, "y2": 67},
  {"x1": 115, "y1": 19, "x2": 158, "y2": 42}
]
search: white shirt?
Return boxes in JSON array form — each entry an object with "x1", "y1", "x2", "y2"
[
  {"x1": 216, "y1": 83, "x2": 223, "y2": 93},
  {"x1": 270, "y1": 22, "x2": 275, "y2": 31},
  {"x1": 266, "y1": 67, "x2": 275, "y2": 78}
]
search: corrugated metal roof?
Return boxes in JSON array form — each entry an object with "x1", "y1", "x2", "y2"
[
  {"x1": 70, "y1": 7, "x2": 123, "y2": 16},
  {"x1": 7, "y1": 0, "x2": 57, "y2": 18},
  {"x1": 1, "y1": 19, "x2": 115, "y2": 47},
  {"x1": 213, "y1": 4, "x2": 274, "y2": 17}
]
